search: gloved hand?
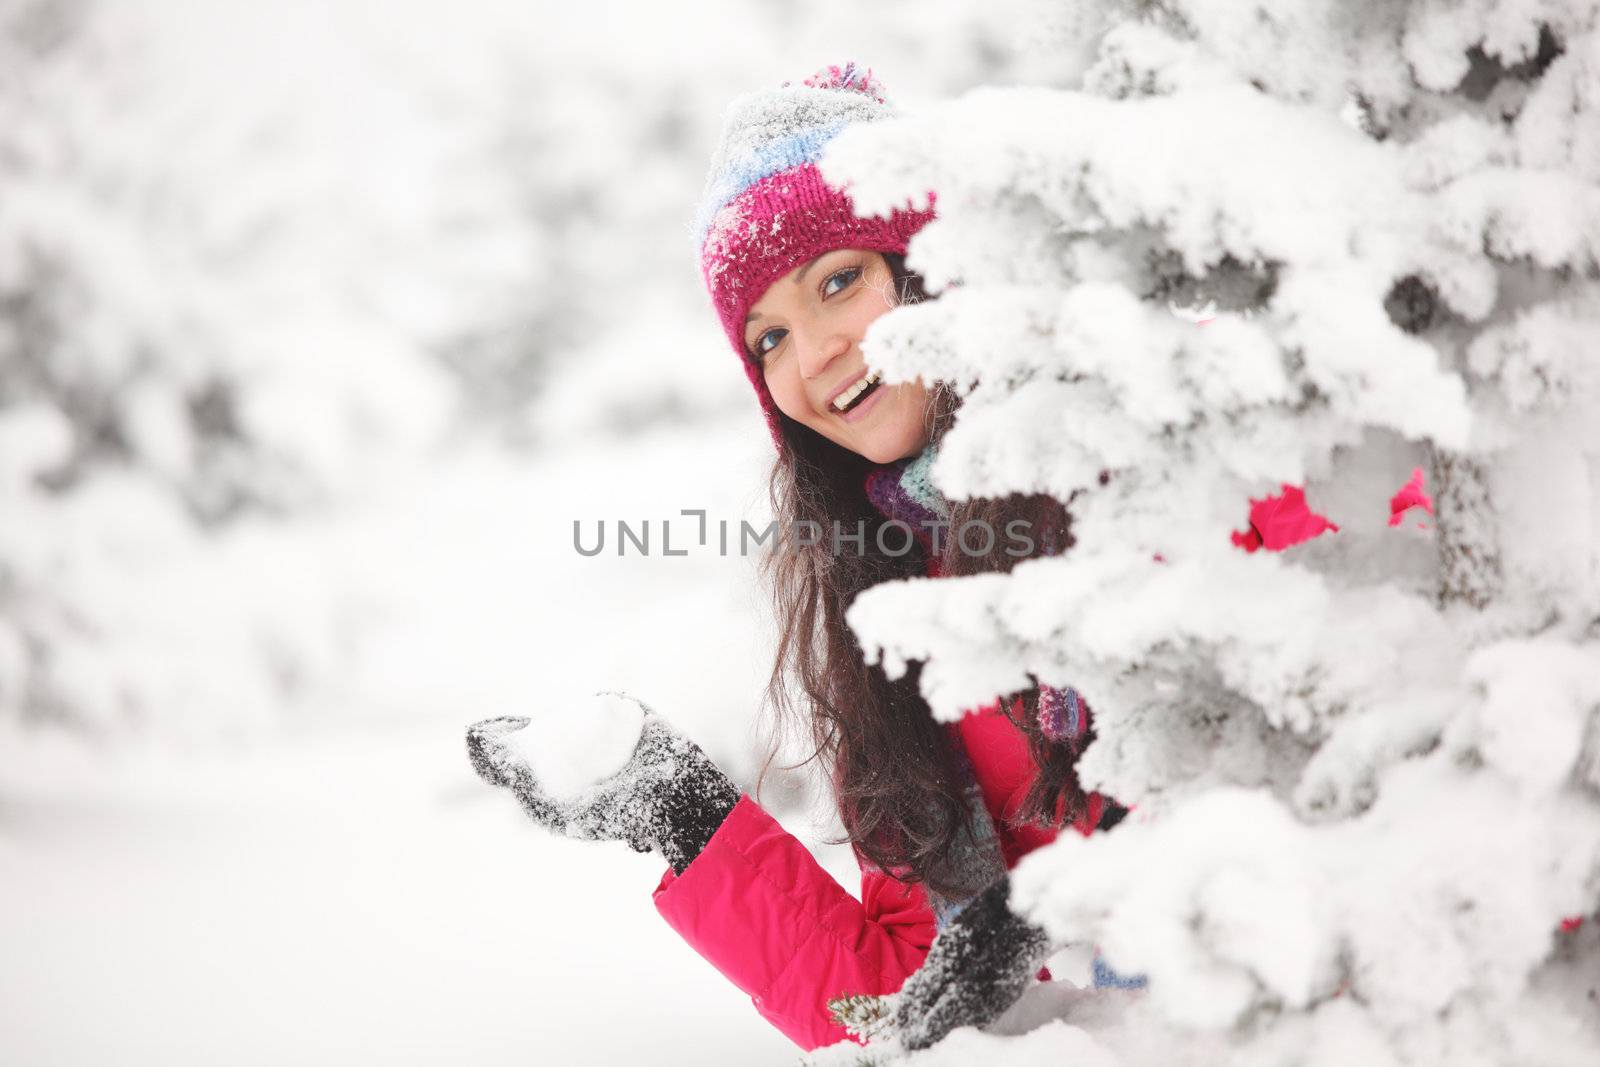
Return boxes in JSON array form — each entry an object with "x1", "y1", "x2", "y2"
[
  {"x1": 466, "y1": 694, "x2": 741, "y2": 874},
  {"x1": 893, "y1": 875, "x2": 1053, "y2": 1051}
]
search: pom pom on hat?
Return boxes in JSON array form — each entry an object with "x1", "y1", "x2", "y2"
[{"x1": 791, "y1": 62, "x2": 889, "y2": 104}]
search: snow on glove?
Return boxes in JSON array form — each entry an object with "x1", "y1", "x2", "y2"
[
  {"x1": 893, "y1": 875, "x2": 1053, "y2": 1051},
  {"x1": 465, "y1": 692, "x2": 740, "y2": 874}
]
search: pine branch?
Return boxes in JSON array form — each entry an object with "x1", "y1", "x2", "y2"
[{"x1": 826, "y1": 992, "x2": 898, "y2": 1043}]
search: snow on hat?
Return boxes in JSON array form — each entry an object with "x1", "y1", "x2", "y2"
[{"x1": 693, "y1": 62, "x2": 937, "y2": 450}]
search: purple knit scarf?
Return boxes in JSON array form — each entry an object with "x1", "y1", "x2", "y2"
[{"x1": 863, "y1": 441, "x2": 951, "y2": 560}]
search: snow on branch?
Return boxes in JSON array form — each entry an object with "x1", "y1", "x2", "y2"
[{"x1": 819, "y1": 1, "x2": 1600, "y2": 1062}]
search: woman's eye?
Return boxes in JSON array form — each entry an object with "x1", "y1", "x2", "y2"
[
  {"x1": 822, "y1": 266, "x2": 862, "y2": 297},
  {"x1": 752, "y1": 327, "x2": 787, "y2": 361}
]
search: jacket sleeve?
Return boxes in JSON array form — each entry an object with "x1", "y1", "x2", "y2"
[{"x1": 652, "y1": 794, "x2": 936, "y2": 1051}]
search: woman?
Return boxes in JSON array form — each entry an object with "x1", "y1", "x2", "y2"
[{"x1": 465, "y1": 63, "x2": 1128, "y2": 1054}]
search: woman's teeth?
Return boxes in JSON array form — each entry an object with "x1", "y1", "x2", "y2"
[{"x1": 832, "y1": 371, "x2": 883, "y2": 413}]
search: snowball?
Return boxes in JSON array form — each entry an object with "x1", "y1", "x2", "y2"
[{"x1": 502, "y1": 691, "x2": 646, "y2": 800}]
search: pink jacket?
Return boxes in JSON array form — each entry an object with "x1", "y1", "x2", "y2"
[{"x1": 652, "y1": 698, "x2": 1105, "y2": 1050}]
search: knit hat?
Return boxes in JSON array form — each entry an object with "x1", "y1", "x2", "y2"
[{"x1": 693, "y1": 62, "x2": 937, "y2": 450}]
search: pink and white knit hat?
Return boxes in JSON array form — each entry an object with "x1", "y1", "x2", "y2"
[{"x1": 693, "y1": 63, "x2": 937, "y2": 450}]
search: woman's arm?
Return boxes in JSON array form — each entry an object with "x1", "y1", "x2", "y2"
[{"x1": 652, "y1": 795, "x2": 936, "y2": 1051}]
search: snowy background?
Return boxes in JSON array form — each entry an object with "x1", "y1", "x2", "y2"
[
  {"x1": 6, "y1": 1, "x2": 1600, "y2": 1065},
  {"x1": 0, "y1": 0, "x2": 1061, "y2": 1063}
]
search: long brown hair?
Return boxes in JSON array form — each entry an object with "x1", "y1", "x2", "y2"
[{"x1": 755, "y1": 252, "x2": 1092, "y2": 897}]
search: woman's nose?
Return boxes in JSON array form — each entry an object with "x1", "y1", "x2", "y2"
[{"x1": 797, "y1": 329, "x2": 852, "y2": 380}]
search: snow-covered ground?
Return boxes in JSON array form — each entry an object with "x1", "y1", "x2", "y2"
[
  {"x1": 0, "y1": 726, "x2": 798, "y2": 1066},
  {"x1": 0, "y1": 421, "x2": 855, "y2": 1066}
]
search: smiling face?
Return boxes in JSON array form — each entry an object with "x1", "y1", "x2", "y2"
[{"x1": 742, "y1": 249, "x2": 934, "y2": 464}]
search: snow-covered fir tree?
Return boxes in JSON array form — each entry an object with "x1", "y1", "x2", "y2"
[{"x1": 811, "y1": 1, "x2": 1600, "y2": 1061}]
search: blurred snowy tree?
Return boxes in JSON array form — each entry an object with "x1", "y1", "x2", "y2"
[
  {"x1": 0, "y1": 0, "x2": 584, "y2": 733},
  {"x1": 0, "y1": 0, "x2": 467, "y2": 731},
  {"x1": 816, "y1": 0, "x2": 1600, "y2": 1061},
  {"x1": 0, "y1": 0, "x2": 1062, "y2": 740}
]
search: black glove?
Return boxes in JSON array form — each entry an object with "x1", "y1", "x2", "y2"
[
  {"x1": 893, "y1": 875, "x2": 1053, "y2": 1051},
  {"x1": 466, "y1": 695, "x2": 740, "y2": 874}
]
